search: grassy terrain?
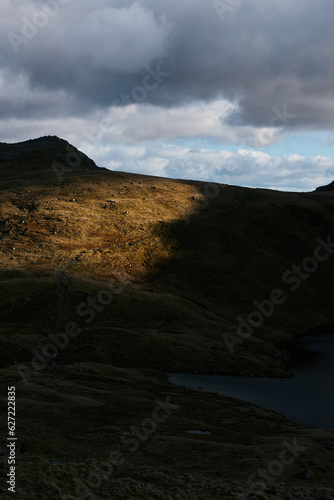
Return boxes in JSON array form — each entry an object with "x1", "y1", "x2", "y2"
[{"x1": 0, "y1": 137, "x2": 334, "y2": 499}]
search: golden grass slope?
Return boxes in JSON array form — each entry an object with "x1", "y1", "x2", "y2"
[{"x1": 1, "y1": 137, "x2": 334, "y2": 376}]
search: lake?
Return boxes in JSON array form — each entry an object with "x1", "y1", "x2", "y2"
[{"x1": 167, "y1": 333, "x2": 334, "y2": 429}]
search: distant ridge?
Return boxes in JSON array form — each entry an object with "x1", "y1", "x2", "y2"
[
  {"x1": 0, "y1": 135, "x2": 99, "y2": 182},
  {"x1": 315, "y1": 180, "x2": 334, "y2": 191}
]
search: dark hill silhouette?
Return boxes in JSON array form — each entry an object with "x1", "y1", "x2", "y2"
[
  {"x1": 0, "y1": 135, "x2": 99, "y2": 184},
  {"x1": 316, "y1": 180, "x2": 334, "y2": 191}
]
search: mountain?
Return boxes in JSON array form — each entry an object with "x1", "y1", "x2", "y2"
[
  {"x1": 0, "y1": 135, "x2": 99, "y2": 184},
  {"x1": 316, "y1": 180, "x2": 334, "y2": 191},
  {"x1": 1, "y1": 138, "x2": 333, "y2": 499}
]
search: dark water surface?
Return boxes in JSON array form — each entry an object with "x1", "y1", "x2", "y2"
[{"x1": 168, "y1": 334, "x2": 334, "y2": 429}]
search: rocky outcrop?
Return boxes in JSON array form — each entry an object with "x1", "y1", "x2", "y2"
[{"x1": 0, "y1": 136, "x2": 99, "y2": 182}]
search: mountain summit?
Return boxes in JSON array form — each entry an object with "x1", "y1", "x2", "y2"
[{"x1": 0, "y1": 135, "x2": 99, "y2": 183}]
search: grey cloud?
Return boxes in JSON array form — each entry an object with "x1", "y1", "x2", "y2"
[{"x1": 1, "y1": 0, "x2": 334, "y2": 130}]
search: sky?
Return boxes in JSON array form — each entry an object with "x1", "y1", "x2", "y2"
[{"x1": 2, "y1": 0, "x2": 334, "y2": 191}]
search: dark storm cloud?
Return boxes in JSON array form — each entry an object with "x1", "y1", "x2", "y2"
[{"x1": 2, "y1": 0, "x2": 334, "y2": 129}]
